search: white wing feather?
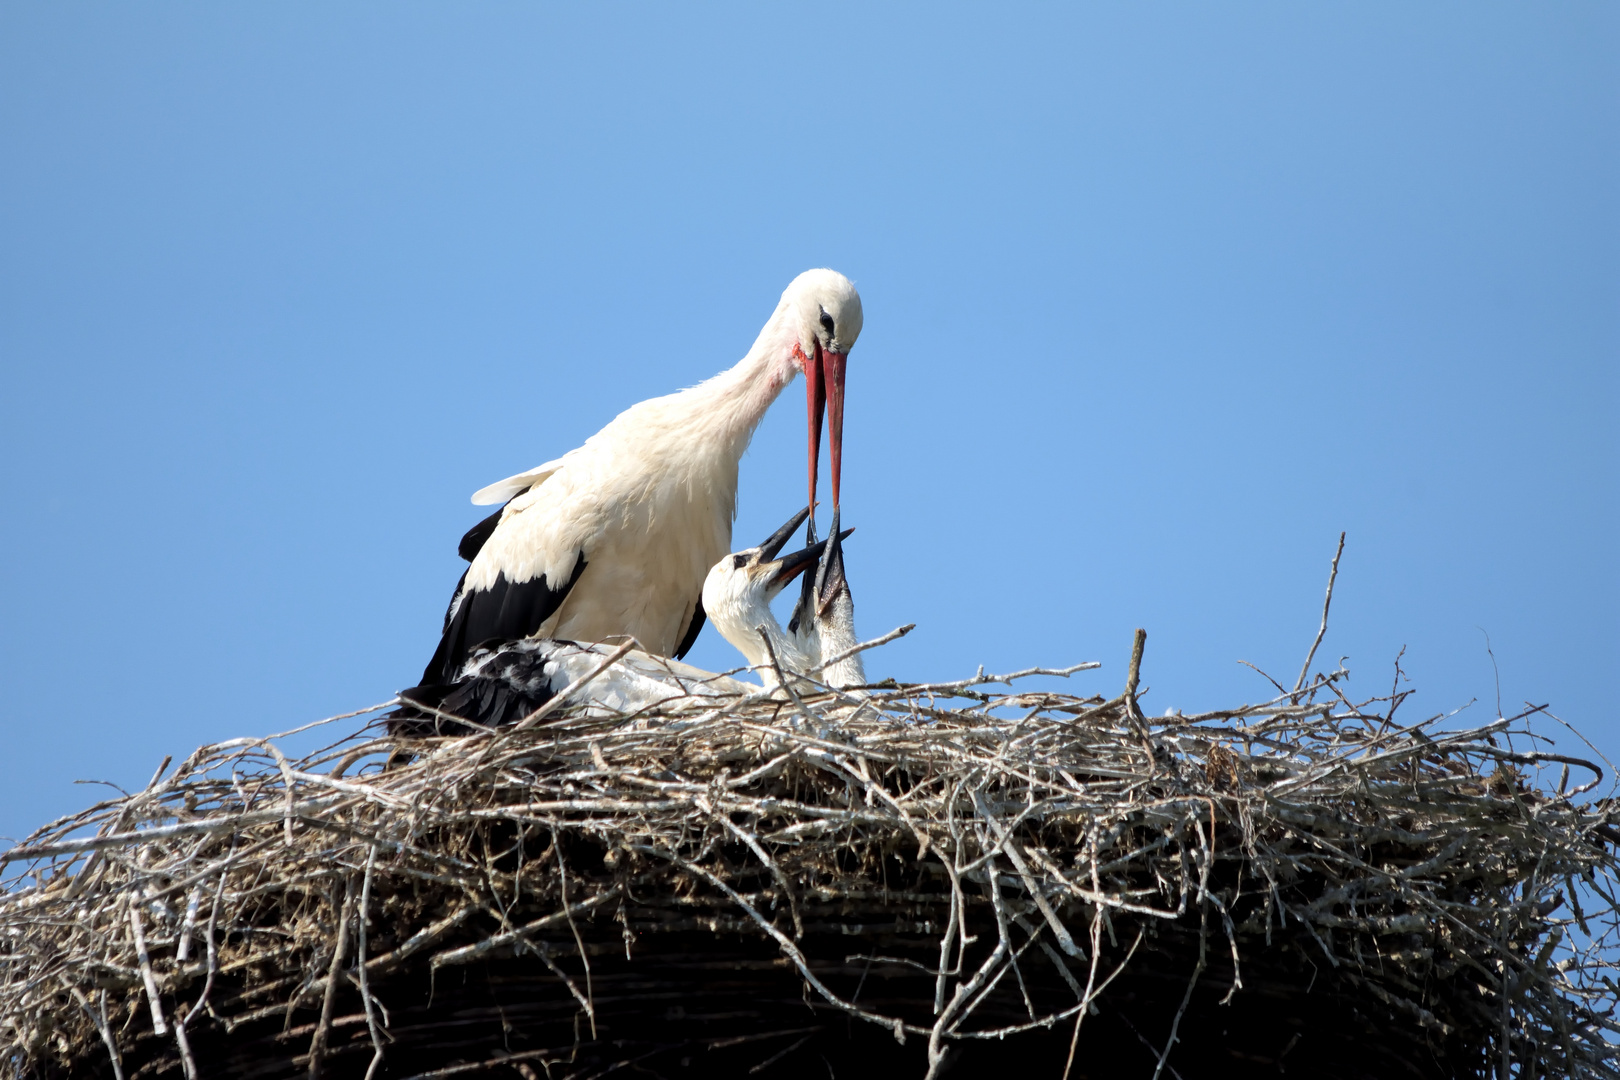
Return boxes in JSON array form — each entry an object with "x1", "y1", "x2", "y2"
[{"x1": 471, "y1": 457, "x2": 567, "y2": 506}]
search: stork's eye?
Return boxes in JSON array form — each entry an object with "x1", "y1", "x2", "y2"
[
  {"x1": 818, "y1": 309, "x2": 835, "y2": 339},
  {"x1": 732, "y1": 554, "x2": 750, "y2": 570}
]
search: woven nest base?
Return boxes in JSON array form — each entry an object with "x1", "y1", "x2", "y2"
[
  {"x1": 5, "y1": 654, "x2": 1618, "y2": 1080},
  {"x1": 40, "y1": 891, "x2": 1463, "y2": 1080}
]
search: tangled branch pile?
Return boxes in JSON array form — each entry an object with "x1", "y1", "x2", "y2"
[{"x1": 3, "y1": 652, "x2": 1618, "y2": 1079}]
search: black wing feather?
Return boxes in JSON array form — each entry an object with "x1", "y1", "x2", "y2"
[
  {"x1": 457, "y1": 507, "x2": 505, "y2": 562},
  {"x1": 392, "y1": 640, "x2": 562, "y2": 735},
  {"x1": 457, "y1": 490, "x2": 532, "y2": 562},
  {"x1": 419, "y1": 551, "x2": 588, "y2": 685},
  {"x1": 672, "y1": 595, "x2": 706, "y2": 660}
]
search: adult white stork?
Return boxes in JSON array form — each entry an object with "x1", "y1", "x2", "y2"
[
  {"x1": 418, "y1": 269, "x2": 863, "y2": 688},
  {"x1": 395, "y1": 508, "x2": 852, "y2": 733}
]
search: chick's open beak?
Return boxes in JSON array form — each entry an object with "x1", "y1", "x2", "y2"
[
  {"x1": 757, "y1": 506, "x2": 811, "y2": 561},
  {"x1": 765, "y1": 526, "x2": 856, "y2": 592}
]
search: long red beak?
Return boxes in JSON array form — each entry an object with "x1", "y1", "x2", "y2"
[
  {"x1": 804, "y1": 341, "x2": 827, "y2": 518},
  {"x1": 822, "y1": 349, "x2": 847, "y2": 509}
]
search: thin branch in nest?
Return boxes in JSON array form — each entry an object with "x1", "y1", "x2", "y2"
[
  {"x1": 1295, "y1": 531, "x2": 1347, "y2": 697},
  {"x1": 68, "y1": 988, "x2": 123, "y2": 1080},
  {"x1": 305, "y1": 877, "x2": 354, "y2": 1080},
  {"x1": 356, "y1": 844, "x2": 388, "y2": 1080},
  {"x1": 811, "y1": 622, "x2": 916, "y2": 676},
  {"x1": 551, "y1": 832, "x2": 597, "y2": 1040},
  {"x1": 126, "y1": 894, "x2": 168, "y2": 1037}
]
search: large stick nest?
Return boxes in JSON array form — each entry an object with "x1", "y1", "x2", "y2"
[{"x1": 3, "y1": 655, "x2": 1618, "y2": 1079}]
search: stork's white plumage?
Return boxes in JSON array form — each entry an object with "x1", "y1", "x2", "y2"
[{"x1": 418, "y1": 270, "x2": 863, "y2": 688}]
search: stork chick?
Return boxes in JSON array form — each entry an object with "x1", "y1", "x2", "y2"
[
  {"x1": 808, "y1": 511, "x2": 866, "y2": 691},
  {"x1": 703, "y1": 509, "x2": 865, "y2": 692}
]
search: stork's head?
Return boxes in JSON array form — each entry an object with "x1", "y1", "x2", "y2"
[{"x1": 781, "y1": 269, "x2": 863, "y2": 514}]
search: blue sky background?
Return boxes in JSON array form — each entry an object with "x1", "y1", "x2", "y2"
[{"x1": 1, "y1": 4, "x2": 1614, "y2": 844}]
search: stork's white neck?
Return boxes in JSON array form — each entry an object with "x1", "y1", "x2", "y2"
[
  {"x1": 681, "y1": 302, "x2": 802, "y2": 459},
  {"x1": 706, "y1": 581, "x2": 816, "y2": 689},
  {"x1": 816, "y1": 592, "x2": 866, "y2": 690}
]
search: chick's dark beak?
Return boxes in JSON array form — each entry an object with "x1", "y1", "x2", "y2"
[
  {"x1": 768, "y1": 524, "x2": 856, "y2": 590},
  {"x1": 757, "y1": 506, "x2": 811, "y2": 561},
  {"x1": 813, "y1": 507, "x2": 852, "y2": 614},
  {"x1": 768, "y1": 541, "x2": 826, "y2": 589}
]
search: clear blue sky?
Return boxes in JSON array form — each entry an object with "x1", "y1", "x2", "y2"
[{"x1": 1, "y1": 5, "x2": 1615, "y2": 844}]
